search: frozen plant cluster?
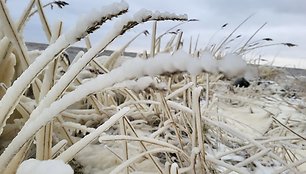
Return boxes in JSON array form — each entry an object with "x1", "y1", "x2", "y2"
[{"x1": 0, "y1": 0, "x2": 305, "y2": 174}]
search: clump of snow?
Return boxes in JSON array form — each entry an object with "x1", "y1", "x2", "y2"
[
  {"x1": 118, "y1": 50, "x2": 246, "y2": 78},
  {"x1": 187, "y1": 58, "x2": 203, "y2": 75},
  {"x1": 16, "y1": 159, "x2": 73, "y2": 174},
  {"x1": 133, "y1": 9, "x2": 188, "y2": 22},
  {"x1": 213, "y1": 104, "x2": 273, "y2": 137},
  {"x1": 65, "y1": 1, "x2": 129, "y2": 43},
  {"x1": 75, "y1": 144, "x2": 121, "y2": 173},
  {"x1": 133, "y1": 9, "x2": 152, "y2": 22},
  {"x1": 218, "y1": 53, "x2": 247, "y2": 78},
  {"x1": 171, "y1": 50, "x2": 190, "y2": 70},
  {"x1": 199, "y1": 51, "x2": 219, "y2": 74},
  {"x1": 151, "y1": 11, "x2": 188, "y2": 20},
  {"x1": 244, "y1": 65, "x2": 259, "y2": 81}
]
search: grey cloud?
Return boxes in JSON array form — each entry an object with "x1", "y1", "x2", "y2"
[{"x1": 205, "y1": 0, "x2": 306, "y2": 15}]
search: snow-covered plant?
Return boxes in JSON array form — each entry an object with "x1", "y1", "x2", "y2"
[{"x1": 0, "y1": 0, "x2": 305, "y2": 174}]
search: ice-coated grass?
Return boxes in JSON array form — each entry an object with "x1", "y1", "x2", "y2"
[{"x1": 0, "y1": 1, "x2": 305, "y2": 174}]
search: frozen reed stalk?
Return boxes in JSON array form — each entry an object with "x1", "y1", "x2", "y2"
[
  {"x1": 170, "y1": 163, "x2": 179, "y2": 174},
  {"x1": 104, "y1": 30, "x2": 148, "y2": 70},
  {"x1": 189, "y1": 36, "x2": 193, "y2": 54},
  {"x1": 51, "y1": 140, "x2": 68, "y2": 158},
  {"x1": 151, "y1": 21, "x2": 157, "y2": 57},
  {"x1": 175, "y1": 31, "x2": 183, "y2": 51},
  {"x1": 165, "y1": 82, "x2": 194, "y2": 100},
  {"x1": 119, "y1": 118, "x2": 129, "y2": 174},
  {"x1": 191, "y1": 87, "x2": 206, "y2": 171}
]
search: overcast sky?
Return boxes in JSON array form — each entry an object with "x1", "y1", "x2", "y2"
[{"x1": 6, "y1": 0, "x2": 306, "y2": 68}]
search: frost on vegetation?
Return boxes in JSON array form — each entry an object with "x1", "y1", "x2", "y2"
[
  {"x1": 16, "y1": 159, "x2": 73, "y2": 174},
  {"x1": 66, "y1": 1, "x2": 129, "y2": 42},
  {"x1": 0, "y1": 0, "x2": 305, "y2": 173},
  {"x1": 218, "y1": 53, "x2": 247, "y2": 78},
  {"x1": 109, "y1": 50, "x2": 246, "y2": 78}
]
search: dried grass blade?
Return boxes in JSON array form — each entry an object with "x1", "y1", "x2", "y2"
[
  {"x1": 17, "y1": 0, "x2": 36, "y2": 32},
  {"x1": 213, "y1": 14, "x2": 254, "y2": 55},
  {"x1": 237, "y1": 22, "x2": 267, "y2": 54},
  {"x1": 0, "y1": 53, "x2": 16, "y2": 86},
  {"x1": 35, "y1": 0, "x2": 53, "y2": 40},
  {"x1": 150, "y1": 21, "x2": 157, "y2": 57},
  {"x1": 119, "y1": 118, "x2": 129, "y2": 174},
  {"x1": 175, "y1": 31, "x2": 183, "y2": 51},
  {"x1": 104, "y1": 30, "x2": 147, "y2": 70},
  {"x1": 36, "y1": 122, "x2": 53, "y2": 160}
]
